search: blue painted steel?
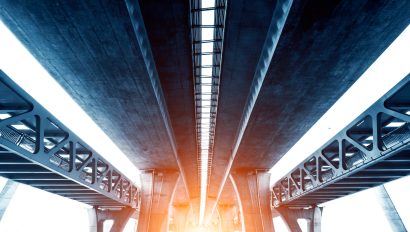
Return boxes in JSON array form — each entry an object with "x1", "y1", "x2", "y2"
[
  {"x1": 0, "y1": 70, "x2": 140, "y2": 209},
  {"x1": 272, "y1": 74, "x2": 410, "y2": 208}
]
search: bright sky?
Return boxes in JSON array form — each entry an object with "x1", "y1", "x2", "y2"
[
  {"x1": 321, "y1": 187, "x2": 393, "y2": 232},
  {"x1": 0, "y1": 177, "x2": 92, "y2": 232},
  {"x1": 273, "y1": 176, "x2": 410, "y2": 232},
  {"x1": 320, "y1": 176, "x2": 410, "y2": 232},
  {"x1": 0, "y1": 177, "x2": 137, "y2": 232}
]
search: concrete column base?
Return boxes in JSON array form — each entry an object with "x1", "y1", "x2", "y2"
[
  {"x1": 169, "y1": 205, "x2": 189, "y2": 232},
  {"x1": 96, "y1": 207, "x2": 136, "y2": 232},
  {"x1": 218, "y1": 205, "x2": 236, "y2": 232},
  {"x1": 137, "y1": 170, "x2": 179, "y2": 232},
  {"x1": 275, "y1": 206, "x2": 322, "y2": 232},
  {"x1": 230, "y1": 170, "x2": 274, "y2": 232}
]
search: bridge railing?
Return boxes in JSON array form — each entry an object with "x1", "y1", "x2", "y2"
[
  {"x1": 0, "y1": 70, "x2": 140, "y2": 208},
  {"x1": 272, "y1": 75, "x2": 410, "y2": 207}
]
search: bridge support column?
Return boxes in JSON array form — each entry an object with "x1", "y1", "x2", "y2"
[
  {"x1": 0, "y1": 179, "x2": 18, "y2": 221},
  {"x1": 375, "y1": 185, "x2": 406, "y2": 232},
  {"x1": 95, "y1": 207, "x2": 136, "y2": 232},
  {"x1": 170, "y1": 205, "x2": 189, "y2": 232},
  {"x1": 276, "y1": 206, "x2": 322, "y2": 232},
  {"x1": 137, "y1": 170, "x2": 179, "y2": 232},
  {"x1": 218, "y1": 205, "x2": 236, "y2": 232},
  {"x1": 230, "y1": 170, "x2": 274, "y2": 232}
]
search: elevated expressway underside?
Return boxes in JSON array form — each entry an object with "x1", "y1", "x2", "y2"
[{"x1": 0, "y1": 0, "x2": 409, "y2": 231}]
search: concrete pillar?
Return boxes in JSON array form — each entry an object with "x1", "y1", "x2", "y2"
[
  {"x1": 171, "y1": 205, "x2": 189, "y2": 232},
  {"x1": 96, "y1": 207, "x2": 135, "y2": 232},
  {"x1": 311, "y1": 206, "x2": 322, "y2": 232},
  {"x1": 230, "y1": 170, "x2": 274, "y2": 232},
  {"x1": 275, "y1": 206, "x2": 322, "y2": 232},
  {"x1": 137, "y1": 170, "x2": 179, "y2": 232},
  {"x1": 109, "y1": 208, "x2": 135, "y2": 232},
  {"x1": 96, "y1": 211, "x2": 105, "y2": 232},
  {"x1": 0, "y1": 179, "x2": 18, "y2": 221},
  {"x1": 218, "y1": 205, "x2": 235, "y2": 232},
  {"x1": 87, "y1": 208, "x2": 98, "y2": 232},
  {"x1": 375, "y1": 185, "x2": 406, "y2": 232}
]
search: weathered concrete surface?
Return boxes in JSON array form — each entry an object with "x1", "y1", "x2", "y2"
[
  {"x1": 233, "y1": 0, "x2": 410, "y2": 169},
  {"x1": 0, "y1": 0, "x2": 178, "y2": 170},
  {"x1": 205, "y1": 0, "x2": 410, "y2": 220},
  {"x1": 1, "y1": 1, "x2": 410, "y2": 227},
  {"x1": 208, "y1": 0, "x2": 277, "y2": 207},
  {"x1": 138, "y1": 0, "x2": 198, "y2": 205}
]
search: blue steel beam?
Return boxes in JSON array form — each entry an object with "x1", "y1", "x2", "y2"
[
  {"x1": 0, "y1": 71, "x2": 140, "y2": 209},
  {"x1": 272, "y1": 74, "x2": 410, "y2": 208}
]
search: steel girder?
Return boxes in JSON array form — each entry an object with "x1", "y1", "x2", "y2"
[
  {"x1": 206, "y1": 0, "x2": 294, "y2": 218},
  {"x1": 272, "y1": 74, "x2": 410, "y2": 208},
  {"x1": 0, "y1": 71, "x2": 140, "y2": 209}
]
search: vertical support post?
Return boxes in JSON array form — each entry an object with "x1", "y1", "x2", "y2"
[
  {"x1": 218, "y1": 205, "x2": 235, "y2": 232},
  {"x1": 170, "y1": 205, "x2": 190, "y2": 232},
  {"x1": 275, "y1": 206, "x2": 322, "y2": 232},
  {"x1": 230, "y1": 170, "x2": 274, "y2": 232},
  {"x1": 137, "y1": 170, "x2": 179, "y2": 232},
  {"x1": 0, "y1": 179, "x2": 18, "y2": 221},
  {"x1": 87, "y1": 207, "x2": 98, "y2": 232},
  {"x1": 96, "y1": 213, "x2": 104, "y2": 232},
  {"x1": 95, "y1": 207, "x2": 135, "y2": 232},
  {"x1": 109, "y1": 207, "x2": 135, "y2": 232},
  {"x1": 311, "y1": 206, "x2": 322, "y2": 232},
  {"x1": 375, "y1": 185, "x2": 406, "y2": 232}
]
